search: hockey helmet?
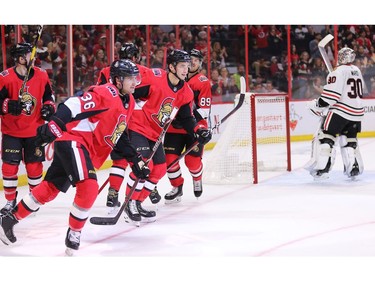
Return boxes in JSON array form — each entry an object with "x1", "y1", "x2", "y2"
[
  {"x1": 189, "y1": 48, "x2": 203, "y2": 60},
  {"x1": 337, "y1": 47, "x2": 356, "y2": 65},
  {"x1": 10, "y1": 43, "x2": 33, "y2": 59},
  {"x1": 119, "y1": 43, "x2": 139, "y2": 60},
  {"x1": 110, "y1": 59, "x2": 140, "y2": 84},
  {"x1": 166, "y1": 49, "x2": 191, "y2": 67}
]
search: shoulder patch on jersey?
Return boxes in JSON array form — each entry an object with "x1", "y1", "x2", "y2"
[
  {"x1": 106, "y1": 85, "x2": 118, "y2": 97},
  {"x1": 199, "y1": 76, "x2": 208, "y2": 82},
  {"x1": 0, "y1": 70, "x2": 9, "y2": 77},
  {"x1": 152, "y1": 68, "x2": 162, "y2": 77}
]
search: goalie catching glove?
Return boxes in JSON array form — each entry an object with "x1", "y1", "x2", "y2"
[
  {"x1": 34, "y1": 116, "x2": 66, "y2": 147},
  {"x1": 194, "y1": 127, "x2": 212, "y2": 145}
]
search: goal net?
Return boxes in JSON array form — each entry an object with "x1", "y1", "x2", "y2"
[{"x1": 203, "y1": 93, "x2": 291, "y2": 184}]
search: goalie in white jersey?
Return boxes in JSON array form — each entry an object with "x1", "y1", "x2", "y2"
[{"x1": 307, "y1": 47, "x2": 365, "y2": 179}]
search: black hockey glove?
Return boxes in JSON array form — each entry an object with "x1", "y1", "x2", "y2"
[
  {"x1": 2, "y1": 98, "x2": 23, "y2": 116},
  {"x1": 41, "y1": 101, "x2": 56, "y2": 121},
  {"x1": 195, "y1": 128, "x2": 212, "y2": 145},
  {"x1": 129, "y1": 154, "x2": 150, "y2": 179},
  {"x1": 34, "y1": 116, "x2": 67, "y2": 147}
]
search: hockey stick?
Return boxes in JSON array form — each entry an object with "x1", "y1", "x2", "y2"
[
  {"x1": 318, "y1": 34, "x2": 334, "y2": 73},
  {"x1": 19, "y1": 25, "x2": 43, "y2": 115},
  {"x1": 304, "y1": 35, "x2": 334, "y2": 171},
  {"x1": 166, "y1": 76, "x2": 246, "y2": 170},
  {"x1": 90, "y1": 106, "x2": 179, "y2": 225},
  {"x1": 98, "y1": 177, "x2": 109, "y2": 194}
]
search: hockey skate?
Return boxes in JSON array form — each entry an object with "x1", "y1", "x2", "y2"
[
  {"x1": 65, "y1": 228, "x2": 81, "y2": 256},
  {"x1": 1, "y1": 191, "x2": 17, "y2": 215},
  {"x1": 149, "y1": 187, "x2": 161, "y2": 204},
  {"x1": 164, "y1": 185, "x2": 183, "y2": 204},
  {"x1": 124, "y1": 199, "x2": 141, "y2": 227},
  {"x1": 348, "y1": 161, "x2": 360, "y2": 180},
  {"x1": 193, "y1": 179, "x2": 203, "y2": 198},
  {"x1": 311, "y1": 167, "x2": 330, "y2": 180},
  {"x1": 106, "y1": 188, "x2": 121, "y2": 214},
  {"x1": 0, "y1": 212, "x2": 18, "y2": 245},
  {"x1": 136, "y1": 201, "x2": 156, "y2": 223}
]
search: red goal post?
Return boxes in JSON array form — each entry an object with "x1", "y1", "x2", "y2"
[{"x1": 203, "y1": 92, "x2": 291, "y2": 184}]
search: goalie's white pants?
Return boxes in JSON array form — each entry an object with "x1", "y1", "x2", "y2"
[{"x1": 339, "y1": 136, "x2": 364, "y2": 177}]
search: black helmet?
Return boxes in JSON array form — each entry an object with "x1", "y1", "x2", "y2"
[
  {"x1": 189, "y1": 48, "x2": 203, "y2": 60},
  {"x1": 10, "y1": 43, "x2": 33, "y2": 59},
  {"x1": 166, "y1": 49, "x2": 190, "y2": 67},
  {"x1": 110, "y1": 59, "x2": 140, "y2": 82},
  {"x1": 119, "y1": 43, "x2": 139, "y2": 60}
]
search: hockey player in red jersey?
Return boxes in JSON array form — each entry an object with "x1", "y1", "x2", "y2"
[
  {"x1": 123, "y1": 49, "x2": 212, "y2": 225},
  {"x1": 307, "y1": 47, "x2": 365, "y2": 180},
  {"x1": 163, "y1": 48, "x2": 212, "y2": 203},
  {"x1": 0, "y1": 43, "x2": 56, "y2": 214},
  {"x1": 0, "y1": 59, "x2": 150, "y2": 254},
  {"x1": 96, "y1": 42, "x2": 161, "y2": 210}
]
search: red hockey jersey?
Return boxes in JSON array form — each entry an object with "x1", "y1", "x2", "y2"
[
  {"x1": 57, "y1": 83, "x2": 135, "y2": 168},
  {"x1": 129, "y1": 68, "x2": 195, "y2": 141},
  {"x1": 0, "y1": 67, "x2": 54, "y2": 137},
  {"x1": 168, "y1": 72, "x2": 212, "y2": 134}
]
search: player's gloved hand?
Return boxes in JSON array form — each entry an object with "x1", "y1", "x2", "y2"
[
  {"x1": 34, "y1": 116, "x2": 66, "y2": 147},
  {"x1": 2, "y1": 98, "x2": 23, "y2": 116},
  {"x1": 308, "y1": 98, "x2": 327, "y2": 117},
  {"x1": 129, "y1": 154, "x2": 150, "y2": 179},
  {"x1": 41, "y1": 101, "x2": 56, "y2": 121},
  {"x1": 195, "y1": 127, "x2": 212, "y2": 145}
]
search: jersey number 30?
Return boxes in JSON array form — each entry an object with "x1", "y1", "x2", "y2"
[{"x1": 347, "y1": 78, "x2": 363, "y2": 98}]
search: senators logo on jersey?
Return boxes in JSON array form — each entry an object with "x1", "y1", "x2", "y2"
[
  {"x1": 104, "y1": 114, "x2": 127, "y2": 148},
  {"x1": 20, "y1": 86, "x2": 37, "y2": 115},
  {"x1": 151, "y1": 97, "x2": 174, "y2": 127}
]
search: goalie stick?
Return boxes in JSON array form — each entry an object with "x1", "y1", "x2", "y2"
[
  {"x1": 318, "y1": 34, "x2": 334, "y2": 73},
  {"x1": 304, "y1": 35, "x2": 334, "y2": 172},
  {"x1": 90, "y1": 106, "x2": 179, "y2": 225},
  {"x1": 19, "y1": 25, "x2": 44, "y2": 115}
]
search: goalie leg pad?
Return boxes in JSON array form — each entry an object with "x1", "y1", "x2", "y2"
[
  {"x1": 305, "y1": 131, "x2": 336, "y2": 173},
  {"x1": 340, "y1": 137, "x2": 363, "y2": 177},
  {"x1": 313, "y1": 143, "x2": 334, "y2": 170}
]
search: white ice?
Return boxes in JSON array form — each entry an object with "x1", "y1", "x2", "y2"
[{"x1": 1, "y1": 138, "x2": 375, "y2": 280}]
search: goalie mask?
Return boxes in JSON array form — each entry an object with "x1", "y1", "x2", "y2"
[{"x1": 337, "y1": 47, "x2": 356, "y2": 65}]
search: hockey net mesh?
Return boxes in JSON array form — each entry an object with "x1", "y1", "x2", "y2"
[{"x1": 203, "y1": 93, "x2": 290, "y2": 185}]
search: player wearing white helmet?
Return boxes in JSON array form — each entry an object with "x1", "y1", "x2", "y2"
[{"x1": 307, "y1": 47, "x2": 365, "y2": 180}]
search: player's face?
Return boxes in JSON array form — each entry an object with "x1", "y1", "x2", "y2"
[
  {"x1": 18, "y1": 52, "x2": 31, "y2": 66},
  {"x1": 122, "y1": 75, "x2": 141, "y2": 94},
  {"x1": 189, "y1": 57, "x2": 201, "y2": 73},
  {"x1": 176, "y1": 62, "x2": 190, "y2": 80}
]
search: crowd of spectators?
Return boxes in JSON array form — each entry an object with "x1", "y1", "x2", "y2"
[{"x1": 2, "y1": 24, "x2": 375, "y2": 104}]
